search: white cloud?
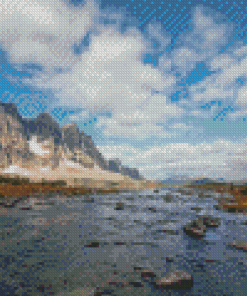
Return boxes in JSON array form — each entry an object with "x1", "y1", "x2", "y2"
[
  {"x1": 187, "y1": 45, "x2": 247, "y2": 114},
  {"x1": 168, "y1": 5, "x2": 234, "y2": 76},
  {"x1": 0, "y1": 0, "x2": 99, "y2": 71},
  {"x1": 2, "y1": 2, "x2": 246, "y2": 143},
  {"x1": 146, "y1": 20, "x2": 171, "y2": 51},
  {"x1": 40, "y1": 26, "x2": 174, "y2": 116},
  {"x1": 237, "y1": 85, "x2": 247, "y2": 107},
  {"x1": 69, "y1": 110, "x2": 90, "y2": 121},
  {"x1": 95, "y1": 94, "x2": 184, "y2": 139},
  {"x1": 104, "y1": 139, "x2": 247, "y2": 180},
  {"x1": 170, "y1": 123, "x2": 192, "y2": 130}
]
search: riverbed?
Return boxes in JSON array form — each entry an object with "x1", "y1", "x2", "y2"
[{"x1": 0, "y1": 188, "x2": 247, "y2": 295}]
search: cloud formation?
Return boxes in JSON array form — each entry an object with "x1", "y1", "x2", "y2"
[
  {"x1": 1, "y1": 1, "x2": 247, "y2": 180},
  {"x1": 99, "y1": 139, "x2": 247, "y2": 181},
  {"x1": 0, "y1": 0, "x2": 98, "y2": 71}
]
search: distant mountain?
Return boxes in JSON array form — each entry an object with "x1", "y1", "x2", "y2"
[
  {"x1": 0, "y1": 102, "x2": 143, "y2": 181},
  {"x1": 161, "y1": 175, "x2": 193, "y2": 183},
  {"x1": 108, "y1": 158, "x2": 145, "y2": 180}
]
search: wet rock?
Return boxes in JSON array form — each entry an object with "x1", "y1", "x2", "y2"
[
  {"x1": 114, "y1": 242, "x2": 125, "y2": 245},
  {"x1": 68, "y1": 287, "x2": 95, "y2": 296},
  {"x1": 183, "y1": 216, "x2": 221, "y2": 238},
  {"x1": 148, "y1": 207, "x2": 157, "y2": 213},
  {"x1": 114, "y1": 202, "x2": 124, "y2": 210},
  {"x1": 134, "y1": 267, "x2": 156, "y2": 279},
  {"x1": 191, "y1": 207, "x2": 202, "y2": 213},
  {"x1": 84, "y1": 198, "x2": 95, "y2": 203},
  {"x1": 160, "y1": 229, "x2": 179, "y2": 235},
  {"x1": 108, "y1": 280, "x2": 129, "y2": 288},
  {"x1": 20, "y1": 207, "x2": 32, "y2": 210},
  {"x1": 85, "y1": 242, "x2": 100, "y2": 248},
  {"x1": 155, "y1": 271, "x2": 193, "y2": 290},
  {"x1": 165, "y1": 257, "x2": 174, "y2": 262},
  {"x1": 94, "y1": 289, "x2": 115, "y2": 295},
  {"x1": 183, "y1": 221, "x2": 207, "y2": 238},
  {"x1": 140, "y1": 269, "x2": 156, "y2": 279},
  {"x1": 229, "y1": 241, "x2": 247, "y2": 252},
  {"x1": 199, "y1": 216, "x2": 221, "y2": 228},
  {"x1": 4, "y1": 204, "x2": 15, "y2": 208},
  {"x1": 128, "y1": 281, "x2": 144, "y2": 287}
]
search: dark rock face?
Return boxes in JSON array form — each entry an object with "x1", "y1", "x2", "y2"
[
  {"x1": 79, "y1": 132, "x2": 109, "y2": 170},
  {"x1": 23, "y1": 112, "x2": 62, "y2": 144},
  {"x1": 62, "y1": 123, "x2": 81, "y2": 151},
  {"x1": 108, "y1": 158, "x2": 144, "y2": 180}
]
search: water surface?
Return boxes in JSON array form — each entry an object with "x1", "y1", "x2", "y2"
[{"x1": 1, "y1": 188, "x2": 247, "y2": 295}]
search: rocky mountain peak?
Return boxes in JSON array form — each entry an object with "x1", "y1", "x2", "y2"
[
  {"x1": 62, "y1": 122, "x2": 78, "y2": 130},
  {"x1": 0, "y1": 101, "x2": 144, "y2": 180}
]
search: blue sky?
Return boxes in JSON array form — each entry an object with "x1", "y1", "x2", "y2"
[{"x1": 1, "y1": 0, "x2": 247, "y2": 181}]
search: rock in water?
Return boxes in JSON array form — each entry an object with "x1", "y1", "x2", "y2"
[
  {"x1": 229, "y1": 241, "x2": 247, "y2": 252},
  {"x1": 114, "y1": 202, "x2": 124, "y2": 210},
  {"x1": 199, "y1": 216, "x2": 221, "y2": 228},
  {"x1": 183, "y1": 221, "x2": 207, "y2": 238},
  {"x1": 156, "y1": 271, "x2": 193, "y2": 289},
  {"x1": 67, "y1": 287, "x2": 95, "y2": 296}
]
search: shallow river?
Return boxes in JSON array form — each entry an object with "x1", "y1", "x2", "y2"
[{"x1": 1, "y1": 188, "x2": 247, "y2": 295}]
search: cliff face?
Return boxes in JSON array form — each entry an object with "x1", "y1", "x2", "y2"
[
  {"x1": 108, "y1": 158, "x2": 144, "y2": 180},
  {"x1": 0, "y1": 102, "x2": 143, "y2": 181},
  {"x1": 0, "y1": 104, "x2": 32, "y2": 169}
]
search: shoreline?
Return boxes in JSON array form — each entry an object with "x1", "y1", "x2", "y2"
[{"x1": 0, "y1": 174, "x2": 161, "y2": 199}]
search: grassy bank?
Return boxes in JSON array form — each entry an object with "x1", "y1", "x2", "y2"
[
  {"x1": 0, "y1": 174, "x2": 161, "y2": 198},
  {"x1": 185, "y1": 182, "x2": 247, "y2": 210}
]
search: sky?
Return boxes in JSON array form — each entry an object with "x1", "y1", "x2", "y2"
[{"x1": 0, "y1": 0, "x2": 247, "y2": 181}]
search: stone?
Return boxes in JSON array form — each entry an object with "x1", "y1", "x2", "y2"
[
  {"x1": 229, "y1": 241, "x2": 247, "y2": 252},
  {"x1": 156, "y1": 271, "x2": 193, "y2": 290},
  {"x1": 199, "y1": 216, "x2": 221, "y2": 227},
  {"x1": 191, "y1": 207, "x2": 202, "y2": 213},
  {"x1": 114, "y1": 202, "x2": 124, "y2": 210},
  {"x1": 128, "y1": 281, "x2": 144, "y2": 287},
  {"x1": 85, "y1": 242, "x2": 100, "y2": 248},
  {"x1": 148, "y1": 207, "x2": 157, "y2": 212},
  {"x1": 67, "y1": 287, "x2": 95, "y2": 296},
  {"x1": 183, "y1": 222, "x2": 207, "y2": 238},
  {"x1": 140, "y1": 269, "x2": 156, "y2": 278}
]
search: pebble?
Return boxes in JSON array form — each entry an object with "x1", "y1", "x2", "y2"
[
  {"x1": 67, "y1": 287, "x2": 95, "y2": 296},
  {"x1": 114, "y1": 202, "x2": 124, "y2": 210}
]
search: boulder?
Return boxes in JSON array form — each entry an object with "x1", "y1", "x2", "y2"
[
  {"x1": 183, "y1": 216, "x2": 221, "y2": 238},
  {"x1": 85, "y1": 242, "x2": 100, "y2": 248},
  {"x1": 140, "y1": 269, "x2": 156, "y2": 279},
  {"x1": 183, "y1": 221, "x2": 207, "y2": 238},
  {"x1": 199, "y1": 216, "x2": 221, "y2": 227},
  {"x1": 114, "y1": 202, "x2": 124, "y2": 210},
  {"x1": 229, "y1": 241, "x2": 247, "y2": 252},
  {"x1": 134, "y1": 267, "x2": 156, "y2": 279},
  {"x1": 156, "y1": 271, "x2": 193, "y2": 290}
]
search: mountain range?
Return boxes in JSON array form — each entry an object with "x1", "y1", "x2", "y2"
[{"x1": 0, "y1": 101, "x2": 144, "y2": 188}]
